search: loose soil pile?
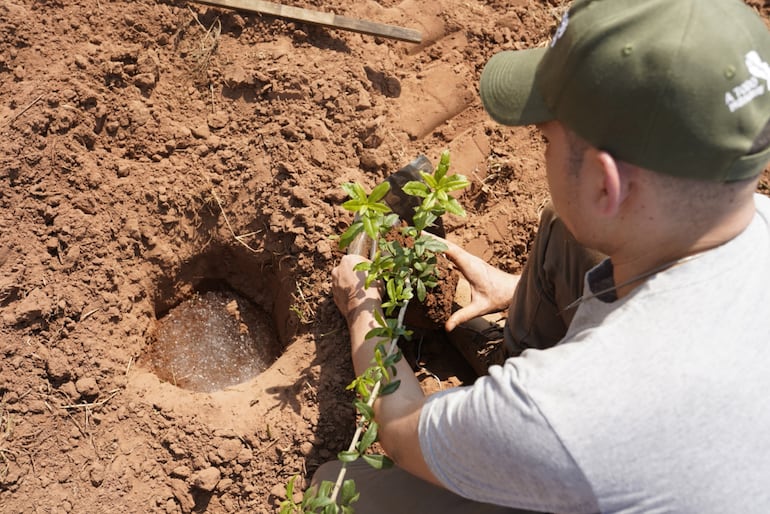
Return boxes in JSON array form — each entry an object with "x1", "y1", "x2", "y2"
[{"x1": 2, "y1": 1, "x2": 769, "y2": 512}]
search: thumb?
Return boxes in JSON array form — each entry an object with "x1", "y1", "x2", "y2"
[{"x1": 445, "y1": 304, "x2": 487, "y2": 332}]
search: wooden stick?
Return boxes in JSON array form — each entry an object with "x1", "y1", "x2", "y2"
[{"x1": 192, "y1": 0, "x2": 422, "y2": 43}]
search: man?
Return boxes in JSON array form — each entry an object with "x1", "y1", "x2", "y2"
[{"x1": 317, "y1": 0, "x2": 770, "y2": 511}]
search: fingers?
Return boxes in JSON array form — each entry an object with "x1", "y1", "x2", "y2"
[
  {"x1": 332, "y1": 255, "x2": 380, "y2": 320},
  {"x1": 445, "y1": 304, "x2": 488, "y2": 332}
]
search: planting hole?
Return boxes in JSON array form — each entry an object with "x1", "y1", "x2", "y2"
[{"x1": 144, "y1": 285, "x2": 282, "y2": 393}]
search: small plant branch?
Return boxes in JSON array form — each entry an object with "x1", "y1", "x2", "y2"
[{"x1": 329, "y1": 299, "x2": 409, "y2": 503}]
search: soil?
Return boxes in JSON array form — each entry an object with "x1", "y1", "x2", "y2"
[{"x1": 1, "y1": 0, "x2": 769, "y2": 513}]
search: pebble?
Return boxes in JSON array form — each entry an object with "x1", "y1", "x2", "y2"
[
  {"x1": 170, "y1": 465, "x2": 191, "y2": 479},
  {"x1": 191, "y1": 467, "x2": 220, "y2": 492},
  {"x1": 207, "y1": 111, "x2": 229, "y2": 130},
  {"x1": 75, "y1": 376, "x2": 99, "y2": 398}
]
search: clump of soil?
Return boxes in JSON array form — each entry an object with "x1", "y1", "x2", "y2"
[{"x1": 1, "y1": 1, "x2": 768, "y2": 513}]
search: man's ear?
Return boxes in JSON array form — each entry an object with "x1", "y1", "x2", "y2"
[{"x1": 594, "y1": 151, "x2": 627, "y2": 217}]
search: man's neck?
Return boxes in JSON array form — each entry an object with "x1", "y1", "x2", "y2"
[{"x1": 610, "y1": 196, "x2": 757, "y2": 298}]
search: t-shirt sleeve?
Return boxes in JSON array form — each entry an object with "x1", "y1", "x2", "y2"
[{"x1": 418, "y1": 360, "x2": 599, "y2": 513}]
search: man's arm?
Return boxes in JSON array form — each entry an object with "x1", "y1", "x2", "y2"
[{"x1": 331, "y1": 254, "x2": 442, "y2": 486}]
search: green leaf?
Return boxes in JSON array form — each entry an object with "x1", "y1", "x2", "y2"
[
  {"x1": 380, "y1": 379, "x2": 401, "y2": 395},
  {"x1": 317, "y1": 480, "x2": 334, "y2": 499},
  {"x1": 342, "y1": 199, "x2": 365, "y2": 213},
  {"x1": 386, "y1": 279, "x2": 397, "y2": 303},
  {"x1": 362, "y1": 215, "x2": 377, "y2": 239},
  {"x1": 412, "y1": 210, "x2": 429, "y2": 232},
  {"x1": 361, "y1": 453, "x2": 394, "y2": 470},
  {"x1": 420, "y1": 170, "x2": 438, "y2": 189},
  {"x1": 340, "y1": 479, "x2": 360, "y2": 506},
  {"x1": 443, "y1": 173, "x2": 470, "y2": 192},
  {"x1": 419, "y1": 236, "x2": 447, "y2": 253},
  {"x1": 402, "y1": 181, "x2": 429, "y2": 198},
  {"x1": 381, "y1": 213, "x2": 400, "y2": 231},
  {"x1": 279, "y1": 476, "x2": 298, "y2": 513},
  {"x1": 366, "y1": 202, "x2": 391, "y2": 214},
  {"x1": 383, "y1": 352, "x2": 401, "y2": 369},
  {"x1": 444, "y1": 197, "x2": 467, "y2": 216},
  {"x1": 357, "y1": 422, "x2": 378, "y2": 453},
  {"x1": 305, "y1": 496, "x2": 336, "y2": 511},
  {"x1": 354, "y1": 400, "x2": 374, "y2": 421},
  {"x1": 338, "y1": 222, "x2": 364, "y2": 250},
  {"x1": 437, "y1": 150, "x2": 451, "y2": 177},
  {"x1": 341, "y1": 182, "x2": 361, "y2": 201},
  {"x1": 369, "y1": 181, "x2": 391, "y2": 202},
  {"x1": 416, "y1": 279, "x2": 426, "y2": 302},
  {"x1": 337, "y1": 450, "x2": 360, "y2": 463}
]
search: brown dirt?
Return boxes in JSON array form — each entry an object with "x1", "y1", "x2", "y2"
[{"x1": 1, "y1": 1, "x2": 769, "y2": 512}]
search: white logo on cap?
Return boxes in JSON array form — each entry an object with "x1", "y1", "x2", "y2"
[
  {"x1": 551, "y1": 11, "x2": 570, "y2": 48},
  {"x1": 725, "y1": 51, "x2": 770, "y2": 112}
]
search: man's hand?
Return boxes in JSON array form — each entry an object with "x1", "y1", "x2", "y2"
[
  {"x1": 331, "y1": 254, "x2": 381, "y2": 324},
  {"x1": 440, "y1": 237, "x2": 520, "y2": 331}
]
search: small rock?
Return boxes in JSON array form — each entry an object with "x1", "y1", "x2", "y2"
[
  {"x1": 222, "y1": 64, "x2": 253, "y2": 87},
  {"x1": 359, "y1": 150, "x2": 387, "y2": 171},
  {"x1": 169, "y1": 478, "x2": 194, "y2": 513},
  {"x1": 46, "y1": 348, "x2": 72, "y2": 383},
  {"x1": 127, "y1": 100, "x2": 151, "y2": 126},
  {"x1": 356, "y1": 89, "x2": 372, "y2": 110},
  {"x1": 27, "y1": 400, "x2": 47, "y2": 414},
  {"x1": 309, "y1": 139, "x2": 327, "y2": 165},
  {"x1": 191, "y1": 467, "x2": 220, "y2": 492},
  {"x1": 170, "y1": 465, "x2": 191, "y2": 479},
  {"x1": 13, "y1": 288, "x2": 52, "y2": 324},
  {"x1": 75, "y1": 377, "x2": 99, "y2": 398},
  {"x1": 215, "y1": 438, "x2": 242, "y2": 463},
  {"x1": 90, "y1": 463, "x2": 105, "y2": 486},
  {"x1": 270, "y1": 482, "x2": 287, "y2": 500},
  {"x1": 133, "y1": 73, "x2": 157, "y2": 90},
  {"x1": 64, "y1": 245, "x2": 81, "y2": 269},
  {"x1": 236, "y1": 448, "x2": 253, "y2": 465},
  {"x1": 116, "y1": 163, "x2": 131, "y2": 178},
  {"x1": 305, "y1": 118, "x2": 330, "y2": 141},
  {"x1": 299, "y1": 441, "x2": 314, "y2": 456},
  {"x1": 317, "y1": 240, "x2": 333, "y2": 261},
  {"x1": 217, "y1": 478, "x2": 233, "y2": 492},
  {"x1": 73, "y1": 55, "x2": 88, "y2": 69},
  {"x1": 207, "y1": 111, "x2": 229, "y2": 130},
  {"x1": 60, "y1": 381, "x2": 78, "y2": 399},
  {"x1": 191, "y1": 124, "x2": 210, "y2": 139}
]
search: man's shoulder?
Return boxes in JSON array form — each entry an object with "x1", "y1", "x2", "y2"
[{"x1": 755, "y1": 192, "x2": 770, "y2": 212}]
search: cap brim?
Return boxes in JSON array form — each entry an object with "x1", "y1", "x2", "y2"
[{"x1": 479, "y1": 48, "x2": 553, "y2": 126}]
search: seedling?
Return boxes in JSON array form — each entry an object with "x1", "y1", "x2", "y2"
[{"x1": 280, "y1": 151, "x2": 469, "y2": 513}]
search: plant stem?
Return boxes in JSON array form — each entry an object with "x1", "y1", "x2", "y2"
[{"x1": 329, "y1": 298, "x2": 410, "y2": 503}]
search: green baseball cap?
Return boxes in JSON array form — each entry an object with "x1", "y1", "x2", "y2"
[{"x1": 480, "y1": 0, "x2": 770, "y2": 181}]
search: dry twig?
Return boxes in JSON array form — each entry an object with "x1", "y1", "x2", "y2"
[
  {"x1": 0, "y1": 94, "x2": 43, "y2": 129},
  {"x1": 210, "y1": 188, "x2": 263, "y2": 253}
]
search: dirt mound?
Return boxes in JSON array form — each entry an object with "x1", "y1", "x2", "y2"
[{"x1": 1, "y1": 0, "x2": 769, "y2": 512}]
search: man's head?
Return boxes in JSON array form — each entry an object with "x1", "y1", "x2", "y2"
[{"x1": 480, "y1": 0, "x2": 770, "y2": 183}]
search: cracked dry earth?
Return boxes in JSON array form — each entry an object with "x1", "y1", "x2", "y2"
[{"x1": 1, "y1": 0, "x2": 769, "y2": 513}]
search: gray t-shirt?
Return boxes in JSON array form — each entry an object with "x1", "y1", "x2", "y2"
[{"x1": 419, "y1": 194, "x2": 770, "y2": 513}]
